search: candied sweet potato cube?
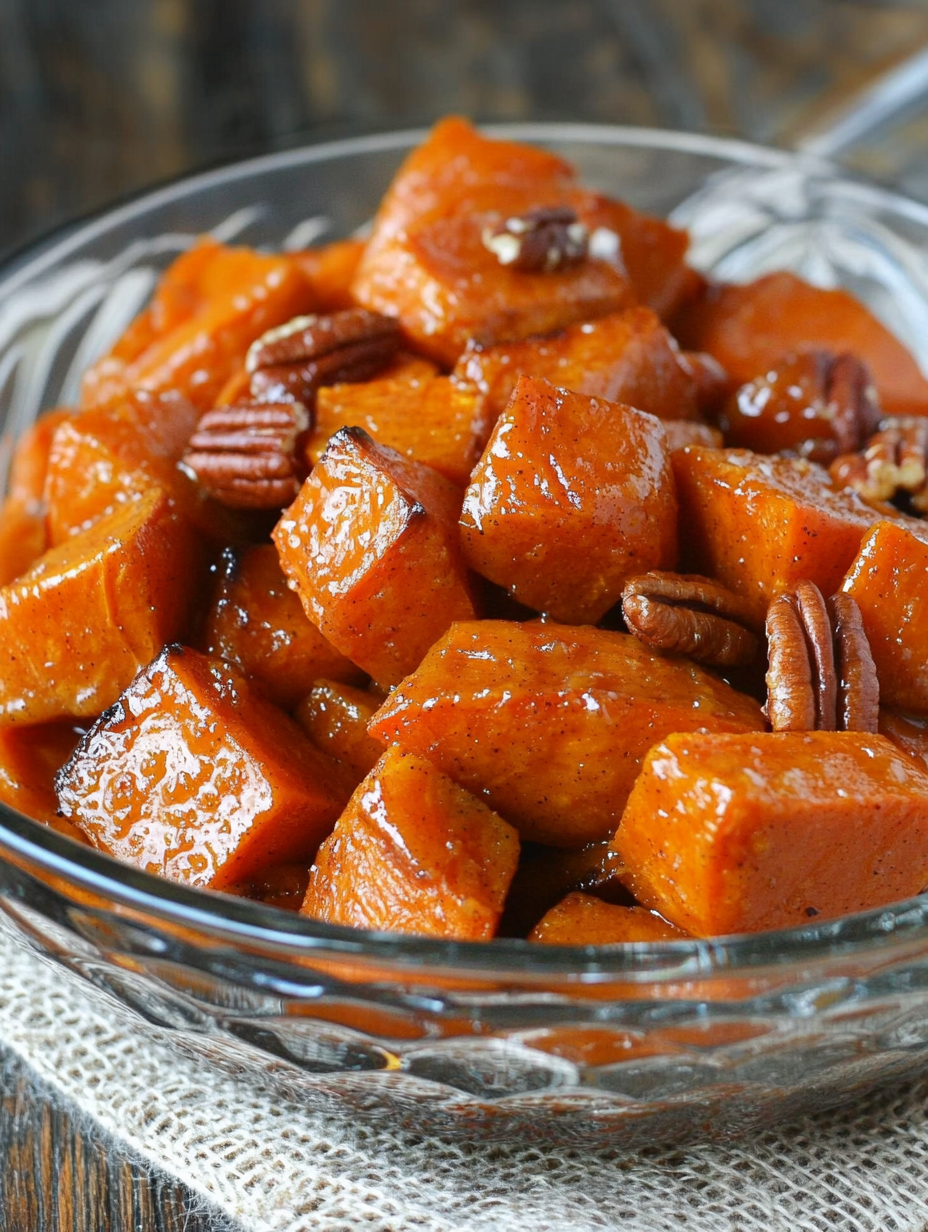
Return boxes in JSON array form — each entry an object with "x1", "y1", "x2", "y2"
[
  {"x1": 202, "y1": 545, "x2": 363, "y2": 710},
  {"x1": 377, "y1": 352, "x2": 441, "y2": 384},
  {"x1": 43, "y1": 395, "x2": 252, "y2": 545},
  {"x1": 44, "y1": 403, "x2": 194, "y2": 542},
  {"x1": 673, "y1": 446, "x2": 882, "y2": 626},
  {"x1": 56, "y1": 646, "x2": 350, "y2": 889},
  {"x1": 292, "y1": 238, "x2": 364, "y2": 312},
  {"x1": 0, "y1": 499, "x2": 48, "y2": 589},
  {"x1": 352, "y1": 118, "x2": 633, "y2": 364},
  {"x1": 369, "y1": 621, "x2": 764, "y2": 847},
  {"x1": 529, "y1": 893, "x2": 686, "y2": 945},
  {"x1": 0, "y1": 407, "x2": 74, "y2": 584},
  {"x1": 0, "y1": 720, "x2": 87, "y2": 838},
  {"x1": 309, "y1": 375, "x2": 490, "y2": 486},
  {"x1": 453, "y1": 307, "x2": 700, "y2": 427},
  {"x1": 841, "y1": 520, "x2": 928, "y2": 713},
  {"x1": 301, "y1": 746, "x2": 519, "y2": 940},
  {"x1": 662, "y1": 420, "x2": 723, "y2": 451},
  {"x1": 615, "y1": 731, "x2": 928, "y2": 935},
  {"x1": 82, "y1": 239, "x2": 314, "y2": 411},
  {"x1": 273, "y1": 427, "x2": 477, "y2": 687},
  {"x1": 568, "y1": 190, "x2": 698, "y2": 323},
  {"x1": 0, "y1": 490, "x2": 202, "y2": 725},
  {"x1": 6, "y1": 407, "x2": 73, "y2": 505},
  {"x1": 676, "y1": 272, "x2": 928, "y2": 419},
  {"x1": 460, "y1": 376, "x2": 678, "y2": 623},
  {"x1": 295, "y1": 680, "x2": 384, "y2": 777}
]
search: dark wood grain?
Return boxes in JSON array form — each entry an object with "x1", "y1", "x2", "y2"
[
  {"x1": 3, "y1": 0, "x2": 928, "y2": 262},
  {"x1": 0, "y1": 1045, "x2": 236, "y2": 1232}
]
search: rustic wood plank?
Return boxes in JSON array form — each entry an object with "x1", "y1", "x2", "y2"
[
  {"x1": 0, "y1": 1045, "x2": 235, "y2": 1232},
  {"x1": 4, "y1": 0, "x2": 928, "y2": 263}
]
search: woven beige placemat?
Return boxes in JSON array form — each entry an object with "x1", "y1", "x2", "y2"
[{"x1": 1, "y1": 924, "x2": 928, "y2": 1232}]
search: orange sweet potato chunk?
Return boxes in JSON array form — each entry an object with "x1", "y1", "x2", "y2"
[
  {"x1": 292, "y1": 238, "x2": 364, "y2": 312},
  {"x1": 56, "y1": 646, "x2": 350, "y2": 889},
  {"x1": 615, "y1": 731, "x2": 928, "y2": 935},
  {"x1": 841, "y1": 519, "x2": 928, "y2": 713},
  {"x1": 351, "y1": 118, "x2": 634, "y2": 365},
  {"x1": 0, "y1": 499, "x2": 48, "y2": 589},
  {"x1": 460, "y1": 376, "x2": 678, "y2": 623},
  {"x1": 301, "y1": 746, "x2": 519, "y2": 939},
  {"x1": 369, "y1": 621, "x2": 764, "y2": 847},
  {"x1": 662, "y1": 420, "x2": 722, "y2": 451},
  {"x1": 43, "y1": 393, "x2": 252, "y2": 545},
  {"x1": 0, "y1": 489, "x2": 202, "y2": 725},
  {"x1": 529, "y1": 894, "x2": 686, "y2": 945},
  {"x1": 676, "y1": 272, "x2": 928, "y2": 419},
  {"x1": 295, "y1": 680, "x2": 385, "y2": 778},
  {"x1": 0, "y1": 720, "x2": 88, "y2": 840},
  {"x1": 377, "y1": 352, "x2": 441, "y2": 384},
  {"x1": 202, "y1": 544, "x2": 363, "y2": 710},
  {"x1": 309, "y1": 375, "x2": 490, "y2": 486},
  {"x1": 6, "y1": 407, "x2": 73, "y2": 504},
  {"x1": 453, "y1": 306, "x2": 700, "y2": 427},
  {"x1": 673, "y1": 446, "x2": 882, "y2": 626},
  {"x1": 273, "y1": 427, "x2": 477, "y2": 687},
  {"x1": 0, "y1": 407, "x2": 74, "y2": 584},
  {"x1": 568, "y1": 190, "x2": 698, "y2": 323},
  {"x1": 45, "y1": 403, "x2": 193, "y2": 542},
  {"x1": 81, "y1": 239, "x2": 314, "y2": 411}
]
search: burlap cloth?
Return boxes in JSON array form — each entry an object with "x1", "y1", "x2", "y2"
[{"x1": 2, "y1": 927, "x2": 928, "y2": 1231}]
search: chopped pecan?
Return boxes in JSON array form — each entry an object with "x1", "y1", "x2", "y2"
[
  {"x1": 245, "y1": 309, "x2": 401, "y2": 405},
  {"x1": 830, "y1": 416, "x2": 928, "y2": 514},
  {"x1": 764, "y1": 580, "x2": 878, "y2": 732},
  {"x1": 621, "y1": 571, "x2": 759, "y2": 667},
  {"x1": 181, "y1": 401, "x2": 310, "y2": 509},
  {"x1": 482, "y1": 207, "x2": 589, "y2": 273},
  {"x1": 720, "y1": 350, "x2": 881, "y2": 462}
]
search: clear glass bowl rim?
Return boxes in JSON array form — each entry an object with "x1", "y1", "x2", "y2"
[{"x1": 2, "y1": 121, "x2": 928, "y2": 982}]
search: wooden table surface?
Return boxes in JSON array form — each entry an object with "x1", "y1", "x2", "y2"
[
  {"x1": 4, "y1": 1, "x2": 928, "y2": 1226},
  {"x1": 0, "y1": 1047, "x2": 233, "y2": 1232}
]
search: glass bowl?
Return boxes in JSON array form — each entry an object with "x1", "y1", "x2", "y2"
[{"x1": 3, "y1": 125, "x2": 928, "y2": 1147}]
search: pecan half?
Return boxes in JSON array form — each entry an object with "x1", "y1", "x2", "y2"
[
  {"x1": 621, "y1": 572, "x2": 759, "y2": 667},
  {"x1": 245, "y1": 309, "x2": 401, "y2": 405},
  {"x1": 181, "y1": 401, "x2": 310, "y2": 509},
  {"x1": 829, "y1": 592, "x2": 880, "y2": 732},
  {"x1": 764, "y1": 580, "x2": 878, "y2": 732},
  {"x1": 482, "y1": 207, "x2": 589, "y2": 273},
  {"x1": 830, "y1": 416, "x2": 928, "y2": 514}
]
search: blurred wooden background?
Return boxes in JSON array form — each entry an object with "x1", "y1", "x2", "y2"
[
  {"x1": 4, "y1": 0, "x2": 928, "y2": 262},
  {"x1": 3, "y1": 0, "x2": 928, "y2": 1227}
]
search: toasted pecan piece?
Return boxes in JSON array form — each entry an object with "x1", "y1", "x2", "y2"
[
  {"x1": 482, "y1": 206, "x2": 589, "y2": 272},
  {"x1": 246, "y1": 308, "x2": 401, "y2": 405},
  {"x1": 181, "y1": 400, "x2": 309, "y2": 508},
  {"x1": 621, "y1": 571, "x2": 758, "y2": 667},
  {"x1": 765, "y1": 580, "x2": 878, "y2": 733},
  {"x1": 830, "y1": 416, "x2": 928, "y2": 514}
]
